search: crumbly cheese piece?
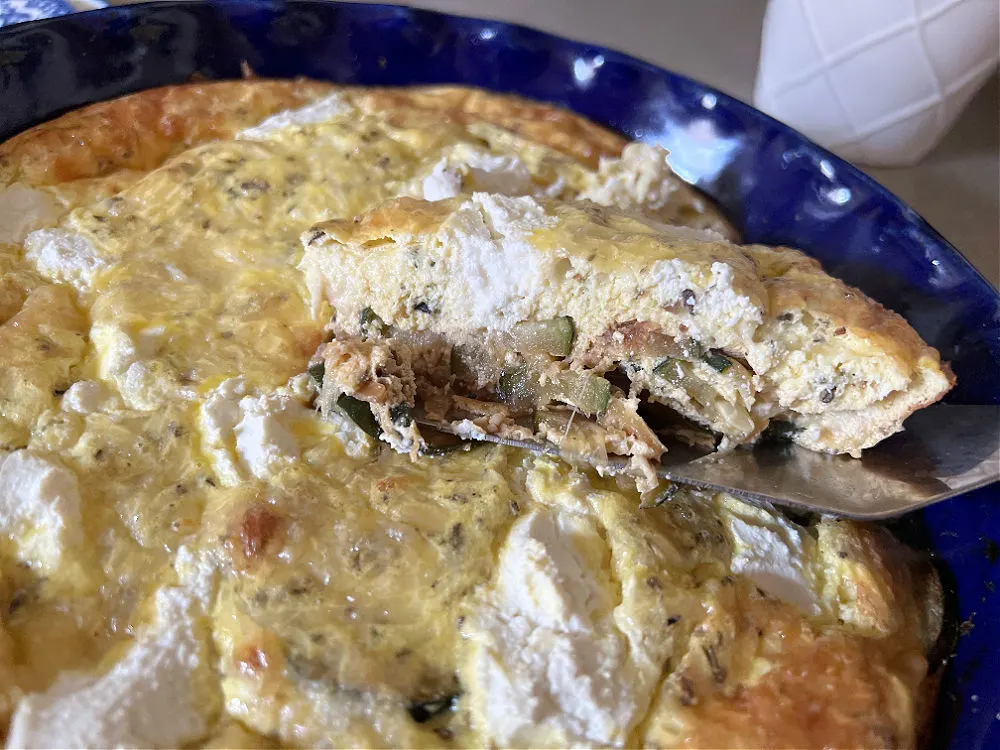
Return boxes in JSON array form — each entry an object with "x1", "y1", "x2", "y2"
[
  {"x1": 0, "y1": 185, "x2": 62, "y2": 245},
  {"x1": 718, "y1": 496, "x2": 821, "y2": 615},
  {"x1": 581, "y1": 143, "x2": 734, "y2": 238},
  {"x1": 234, "y1": 393, "x2": 302, "y2": 479},
  {"x1": 0, "y1": 450, "x2": 82, "y2": 574},
  {"x1": 236, "y1": 92, "x2": 354, "y2": 140},
  {"x1": 465, "y1": 507, "x2": 640, "y2": 747},
  {"x1": 198, "y1": 378, "x2": 310, "y2": 485},
  {"x1": 60, "y1": 381, "x2": 107, "y2": 415},
  {"x1": 421, "y1": 147, "x2": 534, "y2": 202},
  {"x1": 6, "y1": 585, "x2": 217, "y2": 749},
  {"x1": 23, "y1": 228, "x2": 107, "y2": 291}
]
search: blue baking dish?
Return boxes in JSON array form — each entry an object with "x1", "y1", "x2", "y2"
[{"x1": 1, "y1": 1, "x2": 997, "y2": 746}]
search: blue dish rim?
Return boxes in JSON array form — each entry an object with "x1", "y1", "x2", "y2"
[{"x1": 1, "y1": 2, "x2": 998, "y2": 747}]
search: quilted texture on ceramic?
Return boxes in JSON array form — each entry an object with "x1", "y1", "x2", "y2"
[{"x1": 754, "y1": 0, "x2": 1000, "y2": 165}]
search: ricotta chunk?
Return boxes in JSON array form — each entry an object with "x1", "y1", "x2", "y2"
[
  {"x1": 7, "y1": 585, "x2": 215, "y2": 749},
  {"x1": 466, "y1": 508, "x2": 639, "y2": 747},
  {"x1": 721, "y1": 498, "x2": 821, "y2": 615},
  {"x1": 23, "y1": 228, "x2": 107, "y2": 291},
  {"x1": 0, "y1": 185, "x2": 61, "y2": 245},
  {"x1": 422, "y1": 150, "x2": 534, "y2": 202},
  {"x1": 422, "y1": 160, "x2": 463, "y2": 201},
  {"x1": 234, "y1": 393, "x2": 302, "y2": 479},
  {"x1": 60, "y1": 381, "x2": 106, "y2": 415},
  {"x1": 91, "y1": 323, "x2": 193, "y2": 411},
  {"x1": 0, "y1": 450, "x2": 82, "y2": 574},
  {"x1": 198, "y1": 379, "x2": 305, "y2": 485},
  {"x1": 237, "y1": 93, "x2": 353, "y2": 140},
  {"x1": 440, "y1": 193, "x2": 557, "y2": 327}
]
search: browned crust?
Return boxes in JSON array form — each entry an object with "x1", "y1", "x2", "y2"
[
  {"x1": 0, "y1": 79, "x2": 338, "y2": 187},
  {"x1": 347, "y1": 86, "x2": 627, "y2": 168},
  {"x1": 0, "y1": 80, "x2": 628, "y2": 188}
]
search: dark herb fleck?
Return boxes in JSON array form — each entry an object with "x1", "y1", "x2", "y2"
[
  {"x1": 777, "y1": 312, "x2": 795, "y2": 322},
  {"x1": 681, "y1": 289, "x2": 696, "y2": 313},
  {"x1": 407, "y1": 695, "x2": 459, "y2": 724},
  {"x1": 678, "y1": 675, "x2": 697, "y2": 706},
  {"x1": 413, "y1": 301, "x2": 433, "y2": 314},
  {"x1": 820, "y1": 386, "x2": 837, "y2": 403},
  {"x1": 8, "y1": 591, "x2": 28, "y2": 615},
  {"x1": 238, "y1": 178, "x2": 270, "y2": 196},
  {"x1": 666, "y1": 615, "x2": 681, "y2": 626},
  {"x1": 306, "y1": 229, "x2": 325, "y2": 245},
  {"x1": 448, "y1": 523, "x2": 464, "y2": 551},
  {"x1": 703, "y1": 644, "x2": 727, "y2": 683},
  {"x1": 359, "y1": 307, "x2": 388, "y2": 338},
  {"x1": 646, "y1": 576, "x2": 663, "y2": 590}
]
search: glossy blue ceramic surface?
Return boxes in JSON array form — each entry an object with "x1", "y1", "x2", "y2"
[{"x1": 1, "y1": 2, "x2": 997, "y2": 746}]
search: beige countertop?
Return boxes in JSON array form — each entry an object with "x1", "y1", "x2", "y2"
[{"x1": 346, "y1": 0, "x2": 999, "y2": 286}]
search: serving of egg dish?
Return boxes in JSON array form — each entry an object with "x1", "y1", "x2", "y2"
[{"x1": 0, "y1": 81, "x2": 944, "y2": 749}]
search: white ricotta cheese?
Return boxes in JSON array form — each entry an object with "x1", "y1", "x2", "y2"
[
  {"x1": 173, "y1": 545, "x2": 218, "y2": 610},
  {"x1": 722, "y1": 499, "x2": 820, "y2": 615},
  {"x1": 421, "y1": 149, "x2": 533, "y2": 202},
  {"x1": 198, "y1": 379, "x2": 305, "y2": 484},
  {"x1": 60, "y1": 380, "x2": 106, "y2": 415},
  {"x1": 234, "y1": 393, "x2": 301, "y2": 479},
  {"x1": 197, "y1": 377, "x2": 247, "y2": 487},
  {"x1": 0, "y1": 450, "x2": 82, "y2": 574},
  {"x1": 23, "y1": 228, "x2": 107, "y2": 291},
  {"x1": 0, "y1": 185, "x2": 61, "y2": 246},
  {"x1": 440, "y1": 193, "x2": 557, "y2": 328},
  {"x1": 237, "y1": 93, "x2": 353, "y2": 140},
  {"x1": 6, "y1": 585, "x2": 214, "y2": 749},
  {"x1": 90, "y1": 322, "x2": 194, "y2": 411},
  {"x1": 466, "y1": 507, "x2": 638, "y2": 747},
  {"x1": 422, "y1": 159, "x2": 463, "y2": 201}
]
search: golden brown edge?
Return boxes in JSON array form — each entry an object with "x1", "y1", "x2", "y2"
[{"x1": 0, "y1": 79, "x2": 628, "y2": 187}]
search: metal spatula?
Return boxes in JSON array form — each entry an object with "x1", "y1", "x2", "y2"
[{"x1": 420, "y1": 404, "x2": 999, "y2": 520}]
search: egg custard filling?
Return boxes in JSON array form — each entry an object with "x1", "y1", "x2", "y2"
[{"x1": 0, "y1": 81, "x2": 949, "y2": 748}]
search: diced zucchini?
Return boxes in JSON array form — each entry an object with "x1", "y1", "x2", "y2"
[
  {"x1": 680, "y1": 339, "x2": 706, "y2": 360},
  {"x1": 498, "y1": 365, "x2": 610, "y2": 416},
  {"x1": 307, "y1": 361, "x2": 326, "y2": 387},
  {"x1": 336, "y1": 394, "x2": 381, "y2": 438},
  {"x1": 703, "y1": 352, "x2": 732, "y2": 373},
  {"x1": 496, "y1": 366, "x2": 540, "y2": 409},
  {"x1": 359, "y1": 307, "x2": 388, "y2": 338},
  {"x1": 552, "y1": 372, "x2": 611, "y2": 415},
  {"x1": 511, "y1": 316, "x2": 575, "y2": 357},
  {"x1": 653, "y1": 358, "x2": 682, "y2": 383},
  {"x1": 651, "y1": 358, "x2": 717, "y2": 406}
]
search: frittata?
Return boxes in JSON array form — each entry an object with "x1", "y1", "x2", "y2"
[
  {"x1": 301, "y1": 194, "x2": 952, "y2": 488},
  {"x1": 0, "y1": 81, "x2": 944, "y2": 749}
]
